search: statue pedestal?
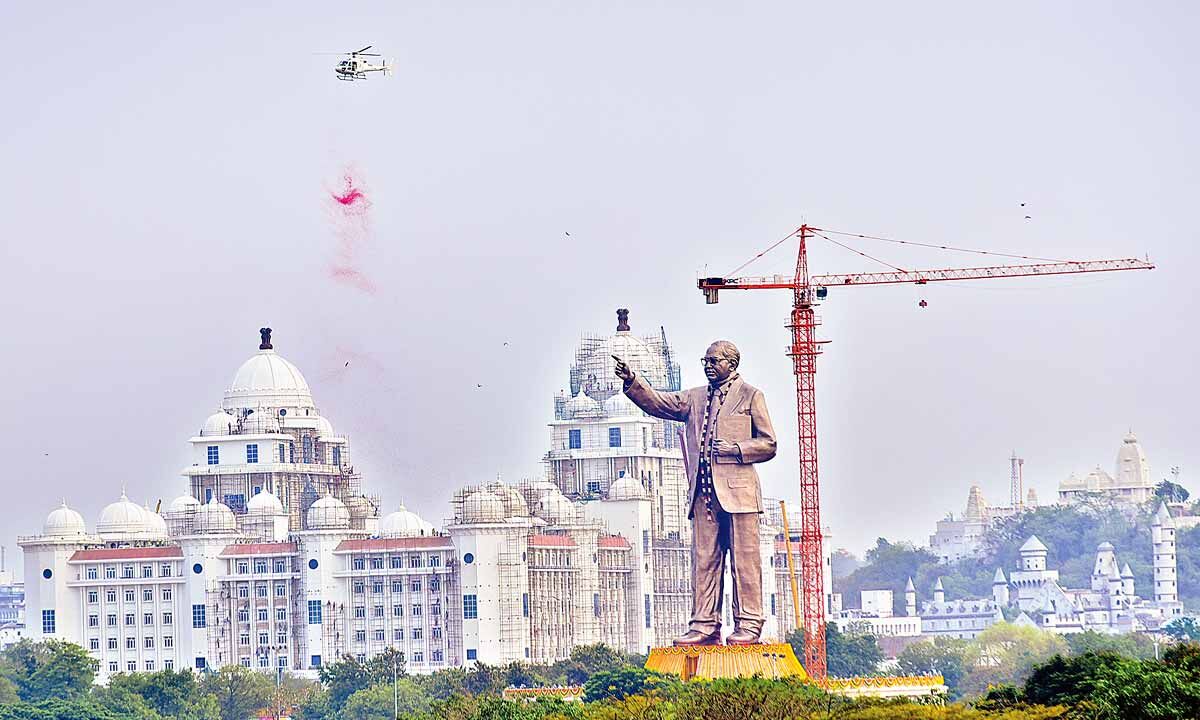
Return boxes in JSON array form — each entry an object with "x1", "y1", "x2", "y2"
[{"x1": 644, "y1": 643, "x2": 807, "y2": 681}]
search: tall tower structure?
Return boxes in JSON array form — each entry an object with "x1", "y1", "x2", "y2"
[
  {"x1": 992, "y1": 568, "x2": 1009, "y2": 606},
  {"x1": 1152, "y1": 502, "x2": 1178, "y2": 604},
  {"x1": 904, "y1": 577, "x2": 917, "y2": 617}
]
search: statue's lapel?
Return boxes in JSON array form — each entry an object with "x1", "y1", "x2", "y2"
[{"x1": 725, "y1": 376, "x2": 750, "y2": 414}]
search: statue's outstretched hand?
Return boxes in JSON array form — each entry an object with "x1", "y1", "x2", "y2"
[{"x1": 612, "y1": 355, "x2": 634, "y2": 383}]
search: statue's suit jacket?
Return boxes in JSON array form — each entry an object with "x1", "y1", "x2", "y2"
[{"x1": 624, "y1": 373, "x2": 777, "y2": 516}]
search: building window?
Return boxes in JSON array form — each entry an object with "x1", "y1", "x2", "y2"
[
  {"x1": 410, "y1": 579, "x2": 422, "y2": 592},
  {"x1": 278, "y1": 443, "x2": 286, "y2": 463},
  {"x1": 127, "y1": 661, "x2": 136, "y2": 672},
  {"x1": 126, "y1": 637, "x2": 137, "y2": 650},
  {"x1": 467, "y1": 649, "x2": 477, "y2": 660},
  {"x1": 392, "y1": 580, "x2": 402, "y2": 593},
  {"x1": 239, "y1": 633, "x2": 249, "y2": 646},
  {"x1": 257, "y1": 609, "x2": 268, "y2": 622},
  {"x1": 569, "y1": 429, "x2": 582, "y2": 449},
  {"x1": 143, "y1": 588, "x2": 153, "y2": 602},
  {"x1": 256, "y1": 583, "x2": 268, "y2": 598},
  {"x1": 255, "y1": 560, "x2": 268, "y2": 574},
  {"x1": 373, "y1": 606, "x2": 384, "y2": 618},
  {"x1": 164, "y1": 660, "x2": 173, "y2": 671},
  {"x1": 192, "y1": 604, "x2": 206, "y2": 628},
  {"x1": 125, "y1": 589, "x2": 135, "y2": 603},
  {"x1": 240, "y1": 658, "x2": 251, "y2": 668},
  {"x1": 143, "y1": 613, "x2": 153, "y2": 625},
  {"x1": 354, "y1": 630, "x2": 366, "y2": 643},
  {"x1": 431, "y1": 577, "x2": 441, "y2": 592},
  {"x1": 124, "y1": 613, "x2": 135, "y2": 626},
  {"x1": 225, "y1": 494, "x2": 246, "y2": 513},
  {"x1": 412, "y1": 604, "x2": 422, "y2": 617},
  {"x1": 107, "y1": 638, "x2": 117, "y2": 650},
  {"x1": 354, "y1": 606, "x2": 366, "y2": 619},
  {"x1": 352, "y1": 558, "x2": 365, "y2": 571},
  {"x1": 108, "y1": 661, "x2": 118, "y2": 673},
  {"x1": 274, "y1": 560, "x2": 286, "y2": 573},
  {"x1": 195, "y1": 658, "x2": 207, "y2": 670},
  {"x1": 332, "y1": 446, "x2": 341, "y2": 466},
  {"x1": 587, "y1": 480, "x2": 602, "y2": 496},
  {"x1": 145, "y1": 660, "x2": 155, "y2": 671},
  {"x1": 463, "y1": 595, "x2": 478, "y2": 619},
  {"x1": 433, "y1": 649, "x2": 443, "y2": 662},
  {"x1": 142, "y1": 565, "x2": 153, "y2": 579},
  {"x1": 522, "y1": 593, "x2": 529, "y2": 617},
  {"x1": 89, "y1": 638, "x2": 99, "y2": 650},
  {"x1": 390, "y1": 557, "x2": 402, "y2": 570},
  {"x1": 122, "y1": 565, "x2": 134, "y2": 579},
  {"x1": 163, "y1": 635, "x2": 173, "y2": 648},
  {"x1": 237, "y1": 561, "x2": 249, "y2": 575},
  {"x1": 372, "y1": 582, "x2": 383, "y2": 595},
  {"x1": 432, "y1": 627, "x2": 442, "y2": 640},
  {"x1": 86, "y1": 567, "x2": 98, "y2": 580},
  {"x1": 393, "y1": 604, "x2": 403, "y2": 617},
  {"x1": 394, "y1": 629, "x2": 403, "y2": 641},
  {"x1": 87, "y1": 591, "x2": 98, "y2": 604},
  {"x1": 161, "y1": 564, "x2": 172, "y2": 578},
  {"x1": 302, "y1": 437, "x2": 313, "y2": 464},
  {"x1": 105, "y1": 566, "x2": 116, "y2": 580},
  {"x1": 307, "y1": 600, "x2": 322, "y2": 625},
  {"x1": 594, "y1": 593, "x2": 601, "y2": 617},
  {"x1": 107, "y1": 614, "x2": 116, "y2": 627},
  {"x1": 258, "y1": 632, "x2": 268, "y2": 645},
  {"x1": 410, "y1": 555, "x2": 423, "y2": 568},
  {"x1": 144, "y1": 636, "x2": 155, "y2": 649},
  {"x1": 412, "y1": 627, "x2": 422, "y2": 640},
  {"x1": 163, "y1": 612, "x2": 173, "y2": 625},
  {"x1": 88, "y1": 614, "x2": 98, "y2": 628},
  {"x1": 246, "y1": 444, "x2": 259, "y2": 464},
  {"x1": 311, "y1": 655, "x2": 322, "y2": 668},
  {"x1": 429, "y1": 555, "x2": 441, "y2": 567},
  {"x1": 644, "y1": 595, "x2": 651, "y2": 629},
  {"x1": 353, "y1": 582, "x2": 364, "y2": 594},
  {"x1": 207, "y1": 445, "x2": 219, "y2": 465},
  {"x1": 609, "y1": 427, "x2": 622, "y2": 447}
]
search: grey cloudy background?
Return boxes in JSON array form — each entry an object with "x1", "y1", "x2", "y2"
[{"x1": 2, "y1": 2, "x2": 1197, "y2": 572}]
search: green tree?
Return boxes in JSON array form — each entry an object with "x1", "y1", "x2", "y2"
[
  {"x1": 960, "y1": 623, "x2": 1068, "y2": 698},
  {"x1": 837, "y1": 539, "x2": 941, "y2": 615},
  {"x1": 341, "y1": 680, "x2": 430, "y2": 720},
  {"x1": 1155, "y1": 480, "x2": 1190, "y2": 504},
  {"x1": 1065, "y1": 629, "x2": 1157, "y2": 658},
  {"x1": 582, "y1": 667, "x2": 678, "y2": 702},
  {"x1": 555, "y1": 644, "x2": 630, "y2": 685},
  {"x1": 0, "y1": 639, "x2": 97, "y2": 702},
  {"x1": 200, "y1": 665, "x2": 272, "y2": 720},
  {"x1": 787, "y1": 623, "x2": 884, "y2": 678},
  {"x1": 0, "y1": 676, "x2": 17, "y2": 705},
  {"x1": 105, "y1": 668, "x2": 212, "y2": 718},
  {"x1": 1163, "y1": 617, "x2": 1200, "y2": 642},
  {"x1": 894, "y1": 637, "x2": 969, "y2": 697},
  {"x1": 1023, "y1": 652, "x2": 1136, "y2": 707}
]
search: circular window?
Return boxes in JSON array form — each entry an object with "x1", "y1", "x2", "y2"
[
  {"x1": 463, "y1": 553, "x2": 474, "y2": 565},
  {"x1": 192, "y1": 563, "x2": 203, "y2": 575},
  {"x1": 308, "y1": 559, "x2": 319, "y2": 570},
  {"x1": 42, "y1": 568, "x2": 52, "y2": 579},
  {"x1": 279, "y1": 409, "x2": 287, "y2": 416}
]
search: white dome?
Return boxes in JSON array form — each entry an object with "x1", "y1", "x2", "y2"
[
  {"x1": 97, "y1": 494, "x2": 149, "y2": 538},
  {"x1": 223, "y1": 347, "x2": 314, "y2": 411},
  {"x1": 603, "y1": 393, "x2": 639, "y2": 417},
  {"x1": 44, "y1": 502, "x2": 87, "y2": 537},
  {"x1": 201, "y1": 411, "x2": 237, "y2": 437},
  {"x1": 380, "y1": 505, "x2": 435, "y2": 537},
  {"x1": 241, "y1": 410, "x2": 280, "y2": 434},
  {"x1": 167, "y1": 494, "x2": 201, "y2": 514},
  {"x1": 246, "y1": 490, "x2": 284, "y2": 515},
  {"x1": 306, "y1": 494, "x2": 350, "y2": 530},
  {"x1": 565, "y1": 390, "x2": 603, "y2": 418},
  {"x1": 346, "y1": 495, "x2": 375, "y2": 520},
  {"x1": 486, "y1": 483, "x2": 529, "y2": 518},
  {"x1": 607, "y1": 475, "x2": 646, "y2": 501},
  {"x1": 143, "y1": 506, "x2": 168, "y2": 539},
  {"x1": 194, "y1": 500, "x2": 237, "y2": 534},
  {"x1": 316, "y1": 416, "x2": 335, "y2": 437},
  {"x1": 537, "y1": 491, "x2": 576, "y2": 524},
  {"x1": 462, "y1": 490, "x2": 504, "y2": 523}
]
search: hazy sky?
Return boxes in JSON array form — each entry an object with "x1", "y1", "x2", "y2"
[{"x1": 2, "y1": 2, "x2": 1197, "y2": 572}]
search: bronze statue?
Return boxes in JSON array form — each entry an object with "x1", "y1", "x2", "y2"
[{"x1": 614, "y1": 340, "x2": 777, "y2": 646}]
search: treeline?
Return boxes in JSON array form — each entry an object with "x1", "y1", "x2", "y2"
[{"x1": 837, "y1": 499, "x2": 1200, "y2": 615}]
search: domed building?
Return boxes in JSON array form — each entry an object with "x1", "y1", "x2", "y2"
[
  {"x1": 44, "y1": 502, "x2": 87, "y2": 538},
  {"x1": 164, "y1": 494, "x2": 201, "y2": 535},
  {"x1": 194, "y1": 500, "x2": 237, "y2": 534},
  {"x1": 306, "y1": 493, "x2": 350, "y2": 530},
  {"x1": 461, "y1": 490, "x2": 504, "y2": 524},
  {"x1": 182, "y1": 328, "x2": 361, "y2": 534},
  {"x1": 379, "y1": 505, "x2": 435, "y2": 537},
  {"x1": 97, "y1": 494, "x2": 149, "y2": 541},
  {"x1": 546, "y1": 309, "x2": 688, "y2": 538}
]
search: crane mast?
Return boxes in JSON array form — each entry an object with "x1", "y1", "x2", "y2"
[{"x1": 698, "y1": 224, "x2": 1153, "y2": 680}]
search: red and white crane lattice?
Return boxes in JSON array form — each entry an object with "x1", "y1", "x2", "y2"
[{"x1": 698, "y1": 224, "x2": 1154, "y2": 680}]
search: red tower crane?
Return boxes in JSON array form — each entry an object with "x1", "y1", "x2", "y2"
[{"x1": 698, "y1": 224, "x2": 1153, "y2": 679}]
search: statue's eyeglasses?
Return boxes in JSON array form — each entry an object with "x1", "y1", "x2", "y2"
[{"x1": 701, "y1": 357, "x2": 728, "y2": 366}]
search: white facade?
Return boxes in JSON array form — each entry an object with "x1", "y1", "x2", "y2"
[{"x1": 1059, "y1": 433, "x2": 1157, "y2": 505}]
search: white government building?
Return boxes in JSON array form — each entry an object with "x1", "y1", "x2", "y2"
[{"x1": 20, "y1": 317, "x2": 829, "y2": 681}]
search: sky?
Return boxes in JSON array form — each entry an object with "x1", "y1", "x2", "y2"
[{"x1": 1, "y1": 2, "x2": 1197, "y2": 573}]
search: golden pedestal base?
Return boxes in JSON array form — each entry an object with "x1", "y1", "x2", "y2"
[{"x1": 644, "y1": 643, "x2": 808, "y2": 681}]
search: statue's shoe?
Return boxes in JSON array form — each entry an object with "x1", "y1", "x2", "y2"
[
  {"x1": 725, "y1": 628, "x2": 762, "y2": 645},
  {"x1": 672, "y1": 630, "x2": 722, "y2": 646}
]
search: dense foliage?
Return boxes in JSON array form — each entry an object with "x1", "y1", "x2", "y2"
[{"x1": 3, "y1": 635, "x2": 1200, "y2": 718}]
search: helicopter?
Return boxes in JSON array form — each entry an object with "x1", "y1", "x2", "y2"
[{"x1": 324, "y1": 46, "x2": 391, "y2": 81}]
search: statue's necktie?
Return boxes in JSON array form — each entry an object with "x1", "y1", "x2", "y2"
[{"x1": 696, "y1": 381, "x2": 732, "y2": 520}]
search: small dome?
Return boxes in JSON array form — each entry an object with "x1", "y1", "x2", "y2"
[
  {"x1": 1097, "y1": 541, "x2": 1115, "y2": 551},
  {"x1": 380, "y1": 505, "x2": 435, "y2": 537},
  {"x1": 603, "y1": 393, "x2": 639, "y2": 417},
  {"x1": 167, "y1": 494, "x2": 201, "y2": 514},
  {"x1": 44, "y1": 502, "x2": 87, "y2": 537},
  {"x1": 607, "y1": 475, "x2": 646, "y2": 501},
  {"x1": 537, "y1": 491, "x2": 576, "y2": 524},
  {"x1": 345, "y1": 495, "x2": 376, "y2": 520},
  {"x1": 246, "y1": 490, "x2": 284, "y2": 515},
  {"x1": 565, "y1": 390, "x2": 602, "y2": 418},
  {"x1": 201, "y1": 411, "x2": 236, "y2": 437},
  {"x1": 316, "y1": 416, "x2": 335, "y2": 437},
  {"x1": 223, "y1": 344, "x2": 315, "y2": 411},
  {"x1": 307, "y1": 494, "x2": 350, "y2": 530},
  {"x1": 486, "y1": 483, "x2": 529, "y2": 518},
  {"x1": 194, "y1": 500, "x2": 237, "y2": 534},
  {"x1": 241, "y1": 411, "x2": 280, "y2": 434},
  {"x1": 143, "y1": 506, "x2": 168, "y2": 539},
  {"x1": 97, "y1": 494, "x2": 149, "y2": 538},
  {"x1": 462, "y1": 490, "x2": 504, "y2": 523}
]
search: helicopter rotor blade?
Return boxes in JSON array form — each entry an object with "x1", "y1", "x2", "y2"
[{"x1": 355, "y1": 45, "x2": 373, "y2": 54}]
